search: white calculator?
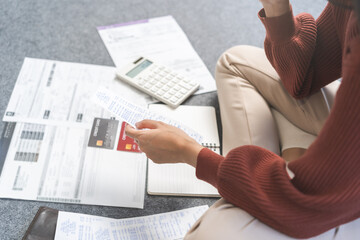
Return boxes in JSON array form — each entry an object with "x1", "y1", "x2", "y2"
[{"x1": 116, "y1": 57, "x2": 200, "y2": 108}]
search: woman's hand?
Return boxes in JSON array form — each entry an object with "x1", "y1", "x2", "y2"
[
  {"x1": 125, "y1": 120, "x2": 204, "y2": 167},
  {"x1": 259, "y1": 0, "x2": 290, "y2": 17}
]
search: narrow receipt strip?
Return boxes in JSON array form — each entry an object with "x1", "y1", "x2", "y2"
[{"x1": 92, "y1": 87, "x2": 203, "y2": 143}]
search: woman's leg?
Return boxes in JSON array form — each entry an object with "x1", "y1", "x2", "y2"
[
  {"x1": 184, "y1": 198, "x2": 337, "y2": 240},
  {"x1": 272, "y1": 80, "x2": 340, "y2": 162},
  {"x1": 215, "y1": 45, "x2": 331, "y2": 155},
  {"x1": 271, "y1": 108, "x2": 316, "y2": 162}
]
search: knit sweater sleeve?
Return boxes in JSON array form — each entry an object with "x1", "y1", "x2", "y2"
[{"x1": 259, "y1": 4, "x2": 343, "y2": 98}]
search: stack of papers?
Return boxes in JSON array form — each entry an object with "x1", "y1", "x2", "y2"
[
  {"x1": 98, "y1": 16, "x2": 216, "y2": 95},
  {"x1": 0, "y1": 59, "x2": 148, "y2": 209},
  {"x1": 0, "y1": 15, "x2": 217, "y2": 209}
]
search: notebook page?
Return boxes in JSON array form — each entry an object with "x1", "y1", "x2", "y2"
[{"x1": 147, "y1": 104, "x2": 220, "y2": 196}]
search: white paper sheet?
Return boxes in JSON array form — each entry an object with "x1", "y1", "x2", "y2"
[
  {"x1": 92, "y1": 87, "x2": 203, "y2": 143},
  {"x1": 55, "y1": 205, "x2": 209, "y2": 240},
  {"x1": 3, "y1": 58, "x2": 154, "y2": 125},
  {"x1": 97, "y1": 16, "x2": 216, "y2": 95},
  {"x1": 0, "y1": 121, "x2": 146, "y2": 208}
]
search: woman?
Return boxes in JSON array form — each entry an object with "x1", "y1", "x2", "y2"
[{"x1": 126, "y1": 0, "x2": 360, "y2": 238}]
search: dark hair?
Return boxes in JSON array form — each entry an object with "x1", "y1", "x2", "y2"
[
  {"x1": 356, "y1": 0, "x2": 360, "y2": 21},
  {"x1": 328, "y1": 0, "x2": 353, "y2": 8},
  {"x1": 328, "y1": 0, "x2": 360, "y2": 22}
]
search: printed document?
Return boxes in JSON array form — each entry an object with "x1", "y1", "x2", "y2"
[
  {"x1": 97, "y1": 15, "x2": 216, "y2": 95},
  {"x1": 55, "y1": 205, "x2": 209, "y2": 240},
  {"x1": 0, "y1": 121, "x2": 146, "y2": 208},
  {"x1": 92, "y1": 87, "x2": 203, "y2": 143},
  {"x1": 3, "y1": 58, "x2": 153, "y2": 125}
]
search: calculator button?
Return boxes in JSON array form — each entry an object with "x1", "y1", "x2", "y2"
[
  {"x1": 164, "y1": 93, "x2": 172, "y2": 99},
  {"x1": 180, "y1": 88, "x2": 187, "y2": 94},
  {"x1": 167, "y1": 82, "x2": 175, "y2": 87},
  {"x1": 170, "y1": 97, "x2": 178, "y2": 103},
  {"x1": 150, "y1": 86, "x2": 158, "y2": 92},
  {"x1": 162, "y1": 86, "x2": 170, "y2": 91},
  {"x1": 184, "y1": 84, "x2": 192, "y2": 90}
]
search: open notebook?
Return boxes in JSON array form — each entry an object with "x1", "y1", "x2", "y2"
[{"x1": 147, "y1": 104, "x2": 220, "y2": 197}]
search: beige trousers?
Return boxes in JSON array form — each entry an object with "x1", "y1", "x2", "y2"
[
  {"x1": 214, "y1": 45, "x2": 339, "y2": 156},
  {"x1": 184, "y1": 46, "x2": 345, "y2": 239}
]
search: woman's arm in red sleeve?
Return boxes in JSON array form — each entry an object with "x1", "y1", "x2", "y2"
[
  {"x1": 196, "y1": 54, "x2": 360, "y2": 235},
  {"x1": 259, "y1": 4, "x2": 344, "y2": 98}
]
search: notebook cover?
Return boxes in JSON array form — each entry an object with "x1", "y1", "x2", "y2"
[{"x1": 22, "y1": 207, "x2": 58, "y2": 240}]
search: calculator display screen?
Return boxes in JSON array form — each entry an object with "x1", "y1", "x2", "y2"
[{"x1": 126, "y1": 60, "x2": 153, "y2": 78}]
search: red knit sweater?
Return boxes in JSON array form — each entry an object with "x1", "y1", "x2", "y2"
[{"x1": 196, "y1": 3, "x2": 360, "y2": 238}]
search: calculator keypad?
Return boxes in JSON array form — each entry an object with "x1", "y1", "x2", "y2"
[{"x1": 135, "y1": 64, "x2": 199, "y2": 107}]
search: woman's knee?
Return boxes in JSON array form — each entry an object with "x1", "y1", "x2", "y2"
[{"x1": 215, "y1": 45, "x2": 263, "y2": 83}]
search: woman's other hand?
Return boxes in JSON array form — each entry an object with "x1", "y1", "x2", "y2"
[{"x1": 125, "y1": 120, "x2": 204, "y2": 167}]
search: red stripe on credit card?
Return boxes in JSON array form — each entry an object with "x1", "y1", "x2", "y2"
[{"x1": 117, "y1": 122, "x2": 141, "y2": 153}]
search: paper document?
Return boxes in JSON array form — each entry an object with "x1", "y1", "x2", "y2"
[
  {"x1": 0, "y1": 121, "x2": 146, "y2": 208},
  {"x1": 3, "y1": 58, "x2": 154, "y2": 125},
  {"x1": 92, "y1": 87, "x2": 203, "y2": 143},
  {"x1": 55, "y1": 205, "x2": 209, "y2": 240},
  {"x1": 97, "y1": 15, "x2": 216, "y2": 95}
]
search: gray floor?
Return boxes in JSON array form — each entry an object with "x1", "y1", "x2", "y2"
[{"x1": 0, "y1": 0, "x2": 326, "y2": 238}]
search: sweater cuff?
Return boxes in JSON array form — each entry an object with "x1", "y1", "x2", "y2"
[
  {"x1": 258, "y1": 6, "x2": 296, "y2": 43},
  {"x1": 195, "y1": 148, "x2": 223, "y2": 188}
]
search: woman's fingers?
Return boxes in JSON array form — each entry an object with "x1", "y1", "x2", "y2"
[
  {"x1": 124, "y1": 124, "x2": 140, "y2": 139},
  {"x1": 125, "y1": 120, "x2": 162, "y2": 139},
  {"x1": 135, "y1": 119, "x2": 162, "y2": 129}
]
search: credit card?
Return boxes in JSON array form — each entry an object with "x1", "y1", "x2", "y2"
[
  {"x1": 117, "y1": 122, "x2": 141, "y2": 153},
  {"x1": 88, "y1": 118, "x2": 119, "y2": 150}
]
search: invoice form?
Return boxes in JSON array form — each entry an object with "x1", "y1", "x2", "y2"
[
  {"x1": 0, "y1": 121, "x2": 146, "y2": 208},
  {"x1": 55, "y1": 205, "x2": 209, "y2": 240},
  {"x1": 3, "y1": 58, "x2": 153, "y2": 125},
  {"x1": 97, "y1": 16, "x2": 216, "y2": 95}
]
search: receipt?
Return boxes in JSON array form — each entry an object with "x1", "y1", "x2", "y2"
[
  {"x1": 92, "y1": 87, "x2": 203, "y2": 143},
  {"x1": 55, "y1": 205, "x2": 209, "y2": 240}
]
